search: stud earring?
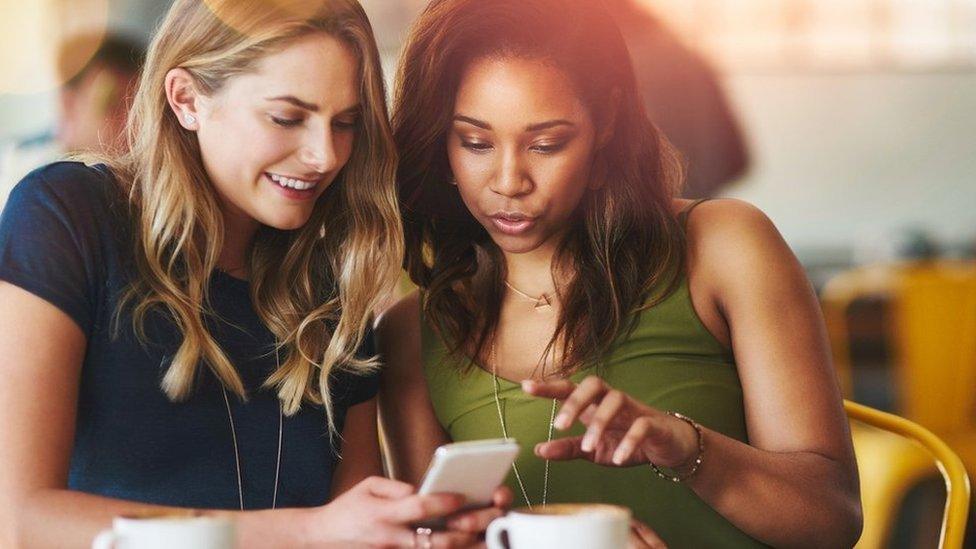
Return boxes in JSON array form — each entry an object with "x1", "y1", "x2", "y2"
[{"x1": 184, "y1": 113, "x2": 196, "y2": 125}]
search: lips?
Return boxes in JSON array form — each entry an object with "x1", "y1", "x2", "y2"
[
  {"x1": 264, "y1": 172, "x2": 322, "y2": 200},
  {"x1": 266, "y1": 172, "x2": 322, "y2": 191},
  {"x1": 489, "y1": 212, "x2": 537, "y2": 236}
]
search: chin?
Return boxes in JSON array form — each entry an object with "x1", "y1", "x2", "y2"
[
  {"x1": 490, "y1": 233, "x2": 547, "y2": 255},
  {"x1": 262, "y1": 213, "x2": 313, "y2": 232}
]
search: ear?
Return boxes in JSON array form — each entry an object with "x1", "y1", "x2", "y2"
[
  {"x1": 595, "y1": 87, "x2": 622, "y2": 149},
  {"x1": 165, "y1": 68, "x2": 204, "y2": 130}
]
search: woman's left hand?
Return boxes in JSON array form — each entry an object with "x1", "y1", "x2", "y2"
[{"x1": 522, "y1": 376, "x2": 699, "y2": 470}]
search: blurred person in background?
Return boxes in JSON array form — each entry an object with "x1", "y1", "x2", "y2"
[
  {"x1": 604, "y1": 0, "x2": 750, "y2": 199},
  {"x1": 0, "y1": 34, "x2": 145, "y2": 208},
  {"x1": 0, "y1": 0, "x2": 503, "y2": 546},
  {"x1": 55, "y1": 33, "x2": 146, "y2": 156}
]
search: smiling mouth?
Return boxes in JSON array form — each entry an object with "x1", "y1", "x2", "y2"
[{"x1": 265, "y1": 172, "x2": 321, "y2": 191}]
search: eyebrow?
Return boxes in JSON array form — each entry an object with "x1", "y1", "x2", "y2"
[
  {"x1": 265, "y1": 96, "x2": 362, "y2": 115},
  {"x1": 266, "y1": 95, "x2": 320, "y2": 112},
  {"x1": 453, "y1": 114, "x2": 575, "y2": 132}
]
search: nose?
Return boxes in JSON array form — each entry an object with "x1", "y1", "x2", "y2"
[
  {"x1": 299, "y1": 127, "x2": 340, "y2": 174},
  {"x1": 488, "y1": 148, "x2": 533, "y2": 197}
]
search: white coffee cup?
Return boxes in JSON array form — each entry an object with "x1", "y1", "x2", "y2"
[
  {"x1": 486, "y1": 503, "x2": 631, "y2": 549},
  {"x1": 91, "y1": 511, "x2": 235, "y2": 549}
]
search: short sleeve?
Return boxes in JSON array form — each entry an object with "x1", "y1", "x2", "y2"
[{"x1": 0, "y1": 162, "x2": 111, "y2": 335}]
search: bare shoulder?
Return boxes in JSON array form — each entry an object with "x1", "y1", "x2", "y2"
[
  {"x1": 375, "y1": 289, "x2": 422, "y2": 377},
  {"x1": 680, "y1": 199, "x2": 807, "y2": 308},
  {"x1": 682, "y1": 198, "x2": 778, "y2": 242},
  {"x1": 375, "y1": 290, "x2": 421, "y2": 339},
  {"x1": 683, "y1": 199, "x2": 791, "y2": 265}
]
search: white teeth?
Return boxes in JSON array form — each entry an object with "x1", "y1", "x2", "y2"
[{"x1": 268, "y1": 173, "x2": 317, "y2": 191}]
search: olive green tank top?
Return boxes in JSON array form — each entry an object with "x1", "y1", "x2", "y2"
[{"x1": 420, "y1": 202, "x2": 769, "y2": 548}]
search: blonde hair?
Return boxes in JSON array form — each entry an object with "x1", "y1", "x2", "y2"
[{"x1": 105, "y1": 0, "x2": 401, "y2": 432}]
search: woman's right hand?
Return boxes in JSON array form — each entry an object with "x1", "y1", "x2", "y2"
[{"x1": 310, "y1": 476, "x2": 477, "y2": 547}]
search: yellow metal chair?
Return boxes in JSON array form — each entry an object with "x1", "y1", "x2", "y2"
[
  {"x1": 822, "y1": 261, "x2": 976, "y2": 460},
  {"x1": 823, "y1": 261, "x2": 976, "y2": 547},
  {"x1": 846, "y1": 400, "x2": 971, "y2": 548}
]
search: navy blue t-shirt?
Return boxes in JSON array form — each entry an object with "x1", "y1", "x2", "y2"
[{"x1": 0, "y1": 162, "x2": 379, "y2": 510}]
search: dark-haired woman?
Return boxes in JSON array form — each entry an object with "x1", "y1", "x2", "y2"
[{"x1": 377, "y1": 0, "x2": 862, "y2": 547}]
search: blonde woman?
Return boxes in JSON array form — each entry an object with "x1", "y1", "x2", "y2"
[{"x1": 0, "y1": 0, "x2": 501, "y2": 547}]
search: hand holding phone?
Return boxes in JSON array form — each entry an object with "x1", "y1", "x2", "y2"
[{"x1": 418, "y1": 438, "x2": 519, "y2": 509}]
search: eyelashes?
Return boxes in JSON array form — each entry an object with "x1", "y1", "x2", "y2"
[
  {"x1": 269, "y1": 115, "x2": 361, "y2": 130},
  {"x1": 270, "y1": 115, "x2": 302, "y2": 128},
  {"x1": 531, "y1": 143, "x2": 566, "y2": 154},
  {"x1": 460, "y1": 141, "x2": 492, "y2": 152},
  {"x1": 459, "y1": 141, "x2": 568, "y2": 154}
]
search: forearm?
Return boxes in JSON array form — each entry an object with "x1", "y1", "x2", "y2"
[
  {"x1": 683, "y1": 429, "x2": 862, "y2": 548},
  {"x1": 14, "y1": 489, "x2": 315, "y2": 549}
]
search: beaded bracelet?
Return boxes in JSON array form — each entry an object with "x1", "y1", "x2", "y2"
[{"x1": 649, "y1": 411, "x2": 704, "y2": 483}]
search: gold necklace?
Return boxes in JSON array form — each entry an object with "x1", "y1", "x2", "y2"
[
  {"x1": 220, "y1": 346, "x2": 284, "y2": 511},
  {"x1": 490, "y1": 341, "x2": 558, "y2": 509},
  {"x1": 504, "y1": 280, "x2": 554, "y2": 311}
]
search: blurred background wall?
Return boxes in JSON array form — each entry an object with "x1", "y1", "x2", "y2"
[{"x1": 1, "y1": 0, "x2": 973, "y2": 280}]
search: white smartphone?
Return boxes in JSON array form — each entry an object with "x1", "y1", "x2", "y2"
[{"x1": 418, "y1": 438, "x2": 520, "y2": 508}]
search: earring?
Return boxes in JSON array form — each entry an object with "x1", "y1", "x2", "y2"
[{"x1": 184, "y1": 113, "x2": 196, "y2": 125}]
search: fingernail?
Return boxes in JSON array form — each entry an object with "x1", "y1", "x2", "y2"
[
  {"x1": 554, "y1": 413, "x2": 569, "y2": 429},
  {"x1": 612, "y1": 446, "x2": 626, "y2": 464},
  {"x1": 522, "y1": 380, "x2": 535, "y2": 390},
  {"x1": 581, "y1": 431, "x2": 595, "y2": 452}
]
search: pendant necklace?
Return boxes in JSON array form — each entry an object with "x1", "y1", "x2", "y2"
[
  {"x1": 220, "y1": 345, "x2": 284, "y2": 510},
  {"x1": 504, "y1": 280, "x2": 554, "y2": 311}
]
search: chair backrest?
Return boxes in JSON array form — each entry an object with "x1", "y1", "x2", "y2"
[
  {"x1": 891, "y1": 262, "x2": 976, "y2": 434},
  {"x1": 846, "y1": 399, "x2": 971, "y2": 549},
  {"x1": 822, "y1": 261, "x2": 976, "y2": 434}
]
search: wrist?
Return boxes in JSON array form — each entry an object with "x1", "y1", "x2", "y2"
[
  {"x1": 294, "y1": 506, "x2": 328, "y2": 547},
  {"x1": 672, "y1": 416, "x2": 703, "y2": 472},
  {"x1": 242, "y1": 507, "x2": 319, "y2": 549},
  {"x1": 650, "y1": 411, "x2": 704, "y2": 483}
]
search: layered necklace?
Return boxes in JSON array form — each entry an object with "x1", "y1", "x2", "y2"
[{"x1": 491, "y1": 280, "x2": 559, "y2": 509}]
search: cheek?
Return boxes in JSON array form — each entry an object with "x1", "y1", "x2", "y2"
[
  {"x1": 335, "y1": 131, "x2": 357, "y2": 166},
  {"x1": 447, "y1": 146, "x2": 491, "y2": 188},
  {"x1": 532, "y1": 153, "x2": 593, "y2": 214},
  {"x1": 200, "y1": 112, "x2": 294, "y2": 175}
]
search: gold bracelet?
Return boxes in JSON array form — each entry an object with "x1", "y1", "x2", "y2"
[{"x1": 649, "y1": 411, "x2": 704, "y2": 483}]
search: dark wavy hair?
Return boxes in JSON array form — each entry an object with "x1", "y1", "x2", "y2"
[{"x1": 393, "y1": 0, "x2": 687, "y2": 375}]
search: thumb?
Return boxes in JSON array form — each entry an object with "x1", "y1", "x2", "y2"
[
  {"x1": 535, "y1": 436, "x2": 589, "y2": 461},
  {"x1": 360, "y1": 476, "x2": 415, "y2": 499}
]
